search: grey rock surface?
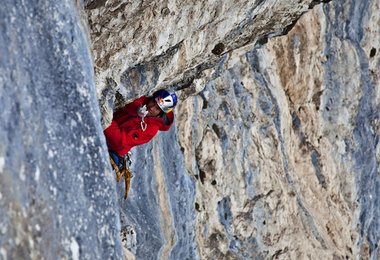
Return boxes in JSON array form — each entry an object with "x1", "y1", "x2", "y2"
[
  {"x1": 0, "y1": 0, "x2": 122, "y2": 259},
  {"x1": 1, "y1": 0, "x2": 379, "y2": 259},
  {"x1": 175, "y1": 0, "x2": 379, "y2": 258},
  {"x1": 85, "y1": 0, "x2": 327, "y2": 129},
  {"x1": 85, "y1": 0, "x2": 379, "y2": 259}
]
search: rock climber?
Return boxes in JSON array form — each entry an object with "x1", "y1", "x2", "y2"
[{"x1": 104, "y1": 89, "x2": 177, "y2": 170}]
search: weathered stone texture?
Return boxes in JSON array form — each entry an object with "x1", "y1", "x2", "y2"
[
  {"x1": 82, "y1": 0, "x2": 380, "y2": 258},
  {"x1": 0, "y1": 0, "x2": 123, "y2": 258},
  {"x1": 1, "y1": 0, "x2": 372, "y2": 259},
  {"x1": 85, "y1": 0, "x2": 326, "y2": 128},
  {"x1": 175, "y1": 1, "x2": 379, "y2": 258}
]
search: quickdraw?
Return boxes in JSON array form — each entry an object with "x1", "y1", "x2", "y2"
[{"x1": 140, "y1": 117, "x2": 147, "y2": 131}]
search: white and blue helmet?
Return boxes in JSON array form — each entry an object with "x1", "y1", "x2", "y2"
[{"x1": 154, "y1": 90, "x2": 177, "y2": 113}]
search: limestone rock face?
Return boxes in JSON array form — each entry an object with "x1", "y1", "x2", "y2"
[
  {"x1": 192, "y1": 2, "x2": 380, "y2": 258},
  {"x1": 0, "y1": 0, "x2": 123, "y2": 259},
  {"x1": 85, "y1": 0, "x2": 380, "y2": 259},
  {"x1": 178, "y1": 1, "x2": 380, "y2": 258},
  {"x1": 85, "y1": 0, "x2": 326, "y2": 128},
  {"x1": 2, "y1": 0, "x2": 377, "y2": 259}
]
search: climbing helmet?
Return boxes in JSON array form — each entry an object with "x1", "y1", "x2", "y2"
[{"x1": 153, "y1": 90, "x2": 177, "y2": 113}]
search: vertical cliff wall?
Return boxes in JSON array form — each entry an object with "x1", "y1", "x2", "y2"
[
  {"x1": 85, "y1": 0, "x2": 379, "y2": 259},
  {"x1": 0, "y1": 0, "x2": 123, "y2": 258},
  {"x1": 177, "y1": 1, "x2": 379, "y2": 258},
  {"x1": 1, "y1": 0, "x2": 378, "y2": 259}
]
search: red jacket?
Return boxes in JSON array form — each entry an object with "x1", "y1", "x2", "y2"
[{"x1": 104, "y1": 96, "x2": 174, "y2": 156}]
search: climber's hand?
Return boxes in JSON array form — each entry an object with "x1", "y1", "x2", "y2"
[{"x1": 137, "y1": 105, "x2": 148, "y2": 118}]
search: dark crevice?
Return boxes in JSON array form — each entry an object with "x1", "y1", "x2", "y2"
[
  {"x1": 85, "y1": 0, "x2": 108, "y2": 10},
  {"x1": 369, "y1": 48, "x2": 376, "y2": 58},
  {"x1": 308, "y1": 0, "x2": 332, "y2": 10},
  {"x1": 212, "y1": 124, "x2": 221, "y2": 138},
  {"x1": 212, "y1": 43, "x2": 225, "y2": 55},
  {"x1": 199, "y1": 170, "x2": 206, "y2": 184},
  {"x1": 256, "y1": 35, "x2": 268, "y2": 45},
  {"x1": 312, "y1": 90, "x2": 324, "y2": 111},
  {"x1": 195, "y1": 202, "x2": 201, "y2": 212},
  {"x1": 282, "y1": 18, "x2": 299, "y2": 36}
]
